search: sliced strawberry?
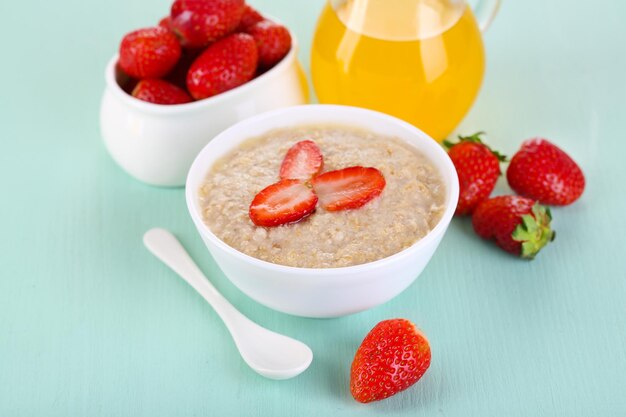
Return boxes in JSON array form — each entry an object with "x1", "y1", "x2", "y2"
[
  {"x1": 279, "y1": 140, "x2": 323, "y2": 180},
  {"x1": 311, "y1": 166, "x2": 386, "y2": 211},
  {"x1": 249, "y1": 179, "x2": 318, "y2": 227}
]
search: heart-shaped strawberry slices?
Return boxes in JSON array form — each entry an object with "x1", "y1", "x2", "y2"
[{"x1": 249, "y1": 140, "x2": 386, "y2": 227}]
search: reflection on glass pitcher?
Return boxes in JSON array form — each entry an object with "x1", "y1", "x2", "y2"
[{"x1": 311, "y1": 0, "x2": 500, "y2": 141}]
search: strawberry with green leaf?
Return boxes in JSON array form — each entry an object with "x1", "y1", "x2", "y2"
[
  {"x1": 444, "y1": 132, "x2": 507, "y2": 216},
  {"x1": 472, "y1": 195, "x2": 555, "y2": 259}
]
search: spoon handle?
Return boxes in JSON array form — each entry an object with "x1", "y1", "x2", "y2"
[{"x1": 143, "y1": 228, "x2": 244, "y2": 329}]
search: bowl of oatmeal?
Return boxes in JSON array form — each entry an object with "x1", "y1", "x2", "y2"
[{"x1": 186, "y1": 105, "x2": 459, "y2": 317}]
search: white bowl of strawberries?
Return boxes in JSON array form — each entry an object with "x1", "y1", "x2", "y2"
[{"x1": 100, "y1": 0, "x2": 309, "y2": 186}]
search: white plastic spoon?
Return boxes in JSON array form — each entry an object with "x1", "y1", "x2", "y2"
[{"x1": 143, "y1": 228, "x2": 313, "y2": 380}]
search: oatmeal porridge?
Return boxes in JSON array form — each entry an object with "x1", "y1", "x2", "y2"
[{"x1": 199, "y1": 125, "x2": 446, "y2": 268}]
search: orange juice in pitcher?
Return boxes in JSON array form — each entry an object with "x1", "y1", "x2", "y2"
[{"x1": 311, "y1": 0, "x2": 499, "y2": 141}]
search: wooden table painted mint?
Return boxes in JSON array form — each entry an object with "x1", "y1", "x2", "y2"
[{"x1": 1, "y1": 0, "x2": 625, "y2": 415}]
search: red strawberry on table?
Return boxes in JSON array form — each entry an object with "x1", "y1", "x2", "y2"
[
  {"x1": 170, "y1": 0, "x2": 245, "y2": 48},
  {"x1": 245, "y1": 20, "x2": 292, "y2": 69},
  {"x1": 311, "y1": 166, "x2": 386, "y2": 212},
  {"x1": 249, "y1": 179, "x2": 318, "y2": 227},
  {"x1": 507, "y1": 138, "x2": 585, "y2": 206},
  {"x1": 279, "y1": 140, "x2": 324, "y2": 180},
  {"x1": 472, "y1": 195, "x2": 555, "y2": 259},
  {"x1": 131, "y1": 79, "x2": 192, "y2": 105},
  {"x1": 350, "y1": 319, "x2": 431, "y2": 403},
  {"x1": 444, "y1": 132, "x2": 506, "y2": 216},
  {"x1": 186, "y1": 33, "x2": 258, "y2": 100},
  {"x1": 237, "y1": 4, "x2": 264, "y2": 31},
  {"x1": 118, "y1": 27, "x2": 181, "y2": 79}
]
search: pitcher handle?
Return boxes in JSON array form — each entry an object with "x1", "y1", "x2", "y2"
[{"x1": 472, "y1": 0, "x2": 501, "y2": 32}]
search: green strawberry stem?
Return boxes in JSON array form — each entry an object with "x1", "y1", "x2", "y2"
[
  {"x1": 511, "y1": 203, "x2": 556, "y2": 259},
  {"x1": 443, "y1": 132, "x2": 508, "y2": 163},
  {"x1": 457, "y1": 131, "x2": 486, "y2": 143}
]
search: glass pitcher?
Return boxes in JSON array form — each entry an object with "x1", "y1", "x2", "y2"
[{"x1": 311, "y1": 0, "x2": 500, "y2": 141}]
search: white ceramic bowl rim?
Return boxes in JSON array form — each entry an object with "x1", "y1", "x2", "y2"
[
  {"x1": 104, "y1": 30, "x2": 299, "y2": 115},
  {"x1": 186, "y1": 105, "x2": 459, "y2": 280}
]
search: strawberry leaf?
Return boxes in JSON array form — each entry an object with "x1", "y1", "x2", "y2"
[
  {"x1": 444, "y1": 132, "x2": 508, "y2": 163},
  {"x1": 511, "y1": 203, "x2": 555, "y2": 259},
  {"x1": 458, "y1": 131, "x2": 487, "y2": 143}
]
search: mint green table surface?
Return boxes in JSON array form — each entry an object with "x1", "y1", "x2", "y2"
[{"x1": 1, "y1": 0, "x2": 625, "y2": 415}]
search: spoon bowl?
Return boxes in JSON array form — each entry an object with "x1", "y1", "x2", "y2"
[{"x1": 143, "y1": 228, "x2": 313, "y2": 380}]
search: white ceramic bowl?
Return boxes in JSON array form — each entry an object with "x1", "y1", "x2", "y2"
[
  {"x1": 100, "y1": 36, "x2": 308, "y2": 187},
  {"x1": 186, "y1": 105, "x2": 459, "y2": 318}
]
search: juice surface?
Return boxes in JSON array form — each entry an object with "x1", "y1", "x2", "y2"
[{"x1": 311, "y1": 1, "x2": 485, "y2": 141}]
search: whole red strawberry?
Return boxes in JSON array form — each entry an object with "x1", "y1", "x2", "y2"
[
  {"x1": 236, "y1": 4, "x2": 264, "y2": 31},
  {"x1": 507, "y1": 138, "x2": 585, "y2": 206},
  {"x1": 186, "y1": 33, "x2": 258, "y2": 100},
  {"x1": 444, "y1": 132, "x2": 506, "y2": 215},
  {"x1": 350, "y1": 319, "x2": 431, "y2": 403},
  {"x1": 245, "y1": 20, "x2": 292, "y2": 69},
  {"x1": 119, "y1": 27, "x2": 181, "y2": 79},
  {"x1": 472, "y1": 195, "x2": 555, "y2": 259},
  {"x1": 170, "y1": 0, "x2": 245, "y2": 48},
  {"x1": 131, "y1": 79, "x2": 192, "y2": 105}
]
